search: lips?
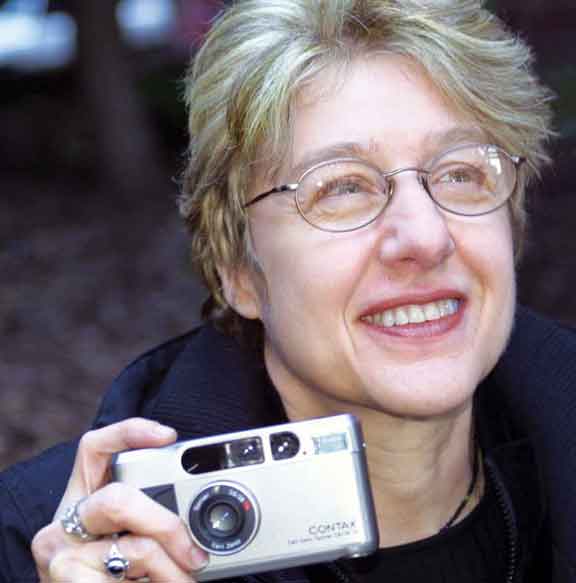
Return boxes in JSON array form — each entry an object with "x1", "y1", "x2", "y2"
[{"x1": 359, "y1": 290, "x2": 466, "y2": 337}]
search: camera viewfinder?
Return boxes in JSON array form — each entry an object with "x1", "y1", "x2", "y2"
[
  {"x1": 182, "y1": 444, "x2": 226, "y2": 474},
  {"x1": 226, "y1": 437, "x2": 264, "y2": 468},
  {"x1": 270, "y1": 432, "x2": 300, "y2": 460},
  {"x1": 182, "y1": 437, "x2": 264, "y2": 474}
]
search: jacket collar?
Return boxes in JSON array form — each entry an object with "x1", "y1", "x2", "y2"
[{"x1": 141, "y1": 323, "x2": 288, "y2": 439}]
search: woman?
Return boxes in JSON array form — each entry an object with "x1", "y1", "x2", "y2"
[{"x1": 2, "y1": 0, "x2": 572, "y2": 581}]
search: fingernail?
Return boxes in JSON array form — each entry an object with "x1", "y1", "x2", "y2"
[
  {"x1": 191, "y1": 546, "x2": 209, "y2": 571},
  {"x1": 153, "y1": 424, "x2": 176, "y2": 438}
]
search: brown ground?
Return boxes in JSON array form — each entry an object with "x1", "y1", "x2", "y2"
[
  {"x1": 1, "y1": 154, "x2": 575, "y2": 471},
  {"x1": 0, "y1": 175, "x2": 206, "y2": 470}
]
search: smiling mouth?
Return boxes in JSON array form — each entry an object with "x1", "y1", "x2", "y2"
[{"x1": 361, "y1": 299, "x2": 461, "y2": 328}]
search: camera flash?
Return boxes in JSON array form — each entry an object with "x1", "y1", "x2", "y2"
[{"x1": 313, "y1": 432, "x2": 348, "y2": 454}]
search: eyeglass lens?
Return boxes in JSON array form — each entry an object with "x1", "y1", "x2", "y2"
[{"x1": 296, "y1": 145, "x2": 517, "y2": 232}]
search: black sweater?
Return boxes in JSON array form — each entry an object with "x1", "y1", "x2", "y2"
[{"x1": 0, "y1": 306, "x2": 575, "y2": 582}]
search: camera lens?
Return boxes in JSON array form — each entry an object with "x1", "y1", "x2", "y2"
[
  {"x1": 205, "y1": 502, "x2": 243, "y2": 537},
  {"x1": 189, "y1": 483, "x2": 259, "y2": 555},
  {"x1": 270, "y1": 432, "x2": 300, "y2": 460}
]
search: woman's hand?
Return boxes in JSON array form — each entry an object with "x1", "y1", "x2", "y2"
[{"x1": 31, "y1": 418, "x2": 209, "y2": 582}]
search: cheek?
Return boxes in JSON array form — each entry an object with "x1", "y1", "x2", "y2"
[
  {"x1": 487, "y1": 214, "x2": 515, "y2": 287},
  {"x1": 252, "y1": 216, "x2": 331, "y2": 278},
  {"x1": 249, "y1": 225, "x2": 369, "y2": 343},
  {"x1": 454, "y1": 211, "x2": 515, "y2": 280},
  {"x1": 455, "y1": 213, "x2": 516, "y2": 357}
]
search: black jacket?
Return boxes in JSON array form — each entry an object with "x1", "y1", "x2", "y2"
[{"x1": 1, "y1": 306, "x2": 575, "y2": 582}]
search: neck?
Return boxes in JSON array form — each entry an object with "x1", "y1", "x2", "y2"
[
  {"x1": 282, "y1": 393, "x2": 479, "y2": 547},
  {"x1": 363, "y1": 405, "x2": 478, "y2": 546}
]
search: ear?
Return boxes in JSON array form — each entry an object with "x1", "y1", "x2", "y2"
[{"x1": 218, "y1": 266, "x2": 262, "y2": 320}]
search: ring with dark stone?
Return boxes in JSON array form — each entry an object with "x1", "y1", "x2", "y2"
[{"x1": 103, "y1": 538, "x2": 131, "y2": 581}]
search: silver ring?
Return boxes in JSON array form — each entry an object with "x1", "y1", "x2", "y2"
[
  {"x1": 104, "y1": 537, "x2": 131, "y2": 581},
  {"x1": 60, "y1": 497, "x2": 99, "y2": 542}
]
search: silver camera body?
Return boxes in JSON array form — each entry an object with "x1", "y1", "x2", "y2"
[{"x1": 112, "y1": 414, "x2": 378, "y2": 581}]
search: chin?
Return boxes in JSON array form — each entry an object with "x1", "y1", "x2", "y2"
[{"x1": 359, "y1": 363, "x2": 484, "y2": 421}]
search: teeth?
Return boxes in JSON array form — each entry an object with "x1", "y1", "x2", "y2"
[
  {"x1": 383, "y1": 310, "x2": 395, "y2": 327},
  {"x1": 395, "y1": 307, "x2": 409, "y2": 326},
  {"x1": 408, "y1": 305, "x2": 425, "y2": 324},
  {"x1": 424, "y1": 302, "x2": 440, "y2": 320},
  {"x1": 363, "y1": 299, "x2": 460, "y2": 327}
]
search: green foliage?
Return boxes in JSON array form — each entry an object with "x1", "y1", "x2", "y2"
[{"x1": 545, "y1": 65, "x2": 576, "y2": 138}]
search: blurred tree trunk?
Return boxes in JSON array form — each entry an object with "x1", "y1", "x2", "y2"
[{"x1": 66, "y1": 0, "x2": 166, "y2": 197}]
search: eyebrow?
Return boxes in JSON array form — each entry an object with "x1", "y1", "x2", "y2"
[
  {"x1": 286, "y1": 126, "x2": 488, "y2": 180},
  {"x1": 422, "y1": 126, "x2": 488, "y2": 153},
  {"x1": 288, "y1": 142, "x2": 370, "y2": 180}
]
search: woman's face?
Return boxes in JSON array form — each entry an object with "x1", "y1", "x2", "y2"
[{"x1": 227, "y1": 55, "x2": 516, "y2": 419}]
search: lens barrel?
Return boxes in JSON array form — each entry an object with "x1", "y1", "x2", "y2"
[{"x1": 189, "y1": 483, "x2": 259, "y2": 555}]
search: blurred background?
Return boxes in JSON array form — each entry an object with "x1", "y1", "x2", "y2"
[{"x1": 0, "y1": 0, "x2": 575, "y2": 470}]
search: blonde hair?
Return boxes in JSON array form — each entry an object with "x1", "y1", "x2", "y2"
[{"x1": 180, "y1": 0, "x2": 554, "y2": 334}]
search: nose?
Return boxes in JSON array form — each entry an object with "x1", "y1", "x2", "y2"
[{"x1": 377, "y1": 170, "x2": 455, "y2": 270}]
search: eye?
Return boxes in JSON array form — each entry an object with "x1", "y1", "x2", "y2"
[
  {"x1": 435, "y1": 164, "x2": 486, "y2": 186},
  {"x1": 316, "y1": 177, "x2": 371, "y2": 199},
  {"x1": 298, "y1": 160, "x2": 386, "y2": 218}
]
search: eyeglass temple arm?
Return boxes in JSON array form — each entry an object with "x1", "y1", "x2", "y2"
[
  {"x1": 512, "y1": 155, "x2": 525, "y2": 167},
  {"x1": 243, "y1": 184, "x2": 298, "y2": 209}
]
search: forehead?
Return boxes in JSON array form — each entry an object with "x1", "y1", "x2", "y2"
[{"x1": 285, "y1": 54, "x2": 479, "y2": 176}]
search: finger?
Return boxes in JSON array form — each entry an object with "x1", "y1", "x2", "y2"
[
  {"x1": 107, "y1": 535, "x2": 201, "y2": 583},
  {"x1": 77, "y1": 483, "x2": 209, "y2": 573},
  {"x1": 34, "y1": 420, "x2": 178, "y2": 579},
  {"x1": 58, "y1": 418, "x2": 177, "y2": 513},
  {"x1": 46, "y1": 536, "x2": 199, "y2": 583},
  {"x1": 33, "y1": 522, "x2": 74, "y2": 582}
]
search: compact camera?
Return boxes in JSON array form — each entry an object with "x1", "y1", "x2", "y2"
[{"x1": 112, "y1": 414, "x2": 378, "y2": 581}]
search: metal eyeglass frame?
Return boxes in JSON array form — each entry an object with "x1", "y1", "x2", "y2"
[{"x1": 243, "y1": 143, "x2": 526, "y2": 233}]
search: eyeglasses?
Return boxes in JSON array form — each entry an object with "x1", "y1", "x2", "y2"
[{"x1": 243, "y1": 143, "x2": 525, "y2": 232}]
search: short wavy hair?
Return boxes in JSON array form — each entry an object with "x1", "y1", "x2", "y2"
[{"x1": 179, "y1": 0, "x2": 554, "y2": 335}]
